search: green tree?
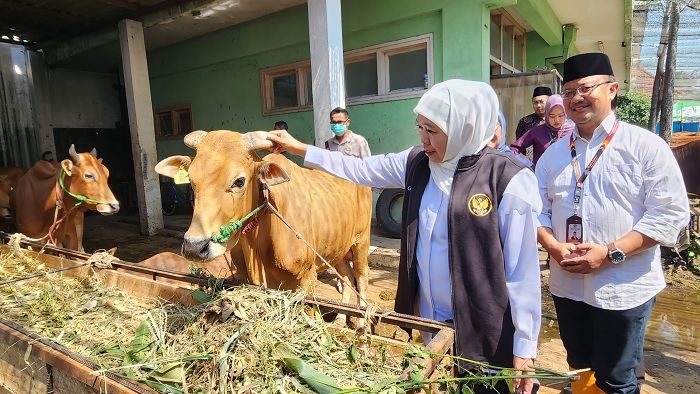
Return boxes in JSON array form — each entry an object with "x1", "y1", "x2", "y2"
[{"x1": 616, "y1": 91, "x2": 653, "y2": 129}]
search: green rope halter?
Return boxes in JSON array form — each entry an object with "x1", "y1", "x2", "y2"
[
  {"x1": 211, "y1": 202, "x2": 267, "y2": 244},
  {"x1": 58, "y1": 167, "x2": 111, "y2": 207}
]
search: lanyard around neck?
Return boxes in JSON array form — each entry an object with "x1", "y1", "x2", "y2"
[{"x1": 569, "y1": 119, "x2": 620, "y2": 207}]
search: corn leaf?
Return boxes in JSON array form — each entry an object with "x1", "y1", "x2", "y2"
[{"x1": 283, "y1": 357, "x2": 344, "y2": 394}]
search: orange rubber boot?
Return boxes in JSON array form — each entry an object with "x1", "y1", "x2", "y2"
[{"x1": 571, "y1": 371, "x2": 605, "y2": 394}]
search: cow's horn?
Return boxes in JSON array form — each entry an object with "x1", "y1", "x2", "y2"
[
  {"x1": 243, "y1": 131, "x2": 273, "y2": 152},
  {"x1": 68, "y1": 144, "x2": 80, "y2": 163},
  {"x1": 184, "y1": 130, "x2": 207, "y2": 150},
  {"x1": 90, "y1": 147, "x2": 97, "y2": 157}
]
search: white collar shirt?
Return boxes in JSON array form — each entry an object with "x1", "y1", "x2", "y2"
[{"x1": 536, "y1": 113, "x2": 690, "y2": 310}]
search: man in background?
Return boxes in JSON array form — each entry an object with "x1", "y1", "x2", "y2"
[
  {"x1": 325, "y1": 107, "x2": 371, "y2": 158},
  {"x1": 515, "y1": 86, "x2": 551, "y2": 139}
]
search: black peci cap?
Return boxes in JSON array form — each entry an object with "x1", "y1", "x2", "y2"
[
  {"x1": 533, "y1": 86, "x2": 552, "y2": 97},
  {"x1": 563, "y1": 52, "x2": 614, "y2": 84}
]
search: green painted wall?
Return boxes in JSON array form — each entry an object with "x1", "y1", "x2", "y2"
[
  {"x1": 525, "y1": 31, "x2": 564, "y2": 72},
  {"x1": 148, "y1": 0, "x2": 494, "y2": 158}
]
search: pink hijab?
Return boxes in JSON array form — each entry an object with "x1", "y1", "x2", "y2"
[{"x1": 545, "y1": 94, "x2": 574, "y2": 134}]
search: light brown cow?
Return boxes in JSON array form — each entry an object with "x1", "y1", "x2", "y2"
[
  {"x1": 14, "y1": 145, "x2": 120, "y2": 251},
  {"x1": 155, "y1": 130, "x2": 372, "y2": 309},
  {"x1": 121, "y1": 252, "x2": 237, "y2": 286}
]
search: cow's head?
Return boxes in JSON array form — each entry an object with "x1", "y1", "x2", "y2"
[
  {"x1": 61, "y1": 144, "x2": 120, "y2": 215},
  {"x1": 155, "y1": 130, "x2": 289, "y2": 260}
]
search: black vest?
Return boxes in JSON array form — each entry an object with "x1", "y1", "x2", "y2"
[{"x1": 394, "y1": 147, "x2": 526, "y2": 370}]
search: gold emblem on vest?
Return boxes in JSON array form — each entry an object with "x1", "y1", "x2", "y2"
[{"x1": 468, "y1": 193, "x2": 493, "y2": 216}]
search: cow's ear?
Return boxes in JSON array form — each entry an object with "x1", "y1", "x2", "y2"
[
  {"x1": 61, "y1": 159, "x2": 74, "y2": 176},
  {"x1": 155, "y1": 156, "x2": 192, "y2": 178},
  {"x1": 258, "y1": 162, "x2": 290, "y2": 186}
]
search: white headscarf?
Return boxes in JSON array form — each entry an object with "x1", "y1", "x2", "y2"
[{"x1": 413, "y1": 79, "x2": 498, "y2": 194}]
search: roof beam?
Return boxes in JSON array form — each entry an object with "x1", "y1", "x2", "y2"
[
  {"x1": 44, "y1": 0, "x2": 219, "y2": 65},
  {"x1": 3, "y1": 0, "x2": 94, "y2": 25},
  {"x1": 95, "y1": 0, "x2": 140, "y2": 11},
  {"x1": 513, "y1": 0, "x2": 562, "y2": 46}
]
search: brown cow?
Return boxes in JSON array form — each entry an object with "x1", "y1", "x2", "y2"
[
  {"x1": 0, "y1": 178, "x2": 11, "y2": 219},
  {"x1": 0, "y1": 166, "x2": 27, "y2": 189},
  {"x1": 0, "y1": 167, "x2": 28, "y2": 221},
  {"x1": 155, "y1": 130, "x2": 372, "y2": 310},
  {"x1": 14, "y1": 145, "x2": 120, "y2": 251}
]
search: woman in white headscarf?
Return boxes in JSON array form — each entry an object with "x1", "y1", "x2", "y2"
[{"x1": 267, "y1": 80, "x2": 541, "y2": 394}]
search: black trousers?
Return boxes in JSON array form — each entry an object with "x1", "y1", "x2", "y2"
[{"x1": 553, "y1": 296, "x2": 655, "y2": 394}]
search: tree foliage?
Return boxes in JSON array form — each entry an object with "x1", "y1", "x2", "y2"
[{"x1": 616, "y1": 91, "x2": 653, "y2": 129}]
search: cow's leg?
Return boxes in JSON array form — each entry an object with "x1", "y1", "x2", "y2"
[
  {"x1": 350, "y1": 241, "x2": 371, "y2": 333},
  {"x1": 74, "y1": 213, "x2": 85, "y2": 252},
  {"x1": 333, "y1": 260, "x2": 355, "y2": 327}
]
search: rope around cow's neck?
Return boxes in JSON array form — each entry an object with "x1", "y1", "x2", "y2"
[
  {"x1": 210, "y1": 202, "x2": 268, "y2": 244},
  {"x1": 58, "y1": 167, "x2": 111, "y2": 207}
]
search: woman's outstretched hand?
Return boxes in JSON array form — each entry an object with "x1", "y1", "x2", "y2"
[{"x1": 266, "y1": 130, "x2": 308, "y2": 157}]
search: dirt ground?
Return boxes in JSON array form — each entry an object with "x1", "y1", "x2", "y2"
[{"x1": 78, "y1": 214, "x2": 700, "y2": 394}]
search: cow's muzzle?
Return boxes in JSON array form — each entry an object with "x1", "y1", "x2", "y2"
[
  {"x1": 182, "y1": 236, "x2": 227, "y2": 261},
  {"x1": 97, "y1": 202, "x2": 120, "y2": 215},
  {"x1": 182, "y1": 238, "x2": 209, "y2": 260}
]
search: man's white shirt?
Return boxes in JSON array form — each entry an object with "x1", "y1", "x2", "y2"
[{"x1": 536, "y1": 113, "x2": 689, "y2": 310}]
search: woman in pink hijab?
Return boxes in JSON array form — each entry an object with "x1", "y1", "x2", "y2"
[{"x1": 511, "y1": 94, "x2": 574, "y2": 166}]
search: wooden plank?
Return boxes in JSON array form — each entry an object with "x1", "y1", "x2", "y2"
[{"x1": 0, "y1": 320, "x2": 145, "y2": 394}]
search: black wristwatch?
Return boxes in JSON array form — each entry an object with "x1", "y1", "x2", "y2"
[{"x1": 607, "y1": 243, "x2": 626, "y2": 265}]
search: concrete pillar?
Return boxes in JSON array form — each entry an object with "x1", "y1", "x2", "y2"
[
  {"x1": 118, "y1": 19, "x2": 163, "y2": 235},
  {"x1": 307, "y1": 0, "x2": 345, "y2": 147}
]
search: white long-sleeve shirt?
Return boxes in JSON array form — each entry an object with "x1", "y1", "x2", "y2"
[
  {"x1": 536, "y1": 113, "x2": 690, "y2": 310},
  {"x1": 304, "y1": 145, "x2": 542, "y2": 358}
]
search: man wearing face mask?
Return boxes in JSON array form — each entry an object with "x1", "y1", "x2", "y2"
[{"x1": 325, "y1": 107, "x2": 371, "y2": 158}]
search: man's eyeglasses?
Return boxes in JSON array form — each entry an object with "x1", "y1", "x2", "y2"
[{"x1": 562, "y1": 81, "x2": 614, "y2": 100}]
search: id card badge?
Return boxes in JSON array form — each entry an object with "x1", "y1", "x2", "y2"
[{"x1": 565, "y1": 214, "x2": 583, "y2": 245}]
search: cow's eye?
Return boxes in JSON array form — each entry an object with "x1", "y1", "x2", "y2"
[
  {"x1": 232, "y1": 177, "x2": 245, "y2": 188},
  {"x1": 84, "y1": 173, "x2": 95, "y2": 180}
]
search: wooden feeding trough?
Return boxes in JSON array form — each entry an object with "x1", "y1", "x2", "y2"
[{"x1": 0, "y1": 234, "x2": 454, "y2": 394}]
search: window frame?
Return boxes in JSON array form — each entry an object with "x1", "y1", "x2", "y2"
[
  {"x1": 489, "y1": 11, "x2": 526, "y2": 76},
  {"x1": 259, "y1": 34, "x2": 433, "y2": 115},
  {"x1": 260, "y1": 60, "x2": 312, "y2": 115},
  {"x1": 345, "y1": 34, "x2": 433, "y2": 105},
  {"x1": 154, "y1": 104, "x2": 193, "y2": 139}
]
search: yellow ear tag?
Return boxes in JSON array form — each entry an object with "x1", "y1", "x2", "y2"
[{"x1": 174, "y1": 166, "x2": 190, "y2": 184}]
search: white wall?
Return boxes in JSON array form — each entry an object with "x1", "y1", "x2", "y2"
[{"x1": 49, "y1": 68, "x2": 121, "y2": 129}]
